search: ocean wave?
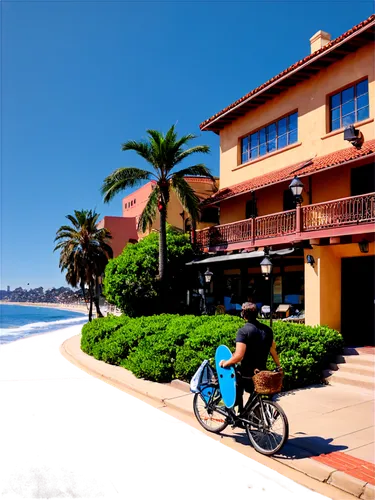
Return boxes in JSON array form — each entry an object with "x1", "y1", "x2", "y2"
[{"x1": 0, "y1": 316, "x2": 87, "y2": 337}]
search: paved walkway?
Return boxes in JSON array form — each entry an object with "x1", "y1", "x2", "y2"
[
  {"x1": 0, "y1": 330, "x2": 375, "y2": 500},
  {"x1": 61, "y1": 333, "x2": 375, "y2": 499}
]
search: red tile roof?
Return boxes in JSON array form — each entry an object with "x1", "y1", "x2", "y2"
[
  {"x1": 200, "y1": 15, "x2": 375, "y2": 131},
  {"x1": 202, "y1": 140, "x2": 375, "y2": 206}
]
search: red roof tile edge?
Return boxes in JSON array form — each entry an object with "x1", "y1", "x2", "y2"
[
  {"x1": 200, "y1": 15, "x2": 375, "y2": 130},
  {"x1": 202, "y1": 140, "x2": 375, "y2": 206}
]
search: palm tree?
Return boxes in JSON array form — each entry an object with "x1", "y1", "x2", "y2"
[
  {"x1": 54, "y1": 209, "x2": 113, "y2": 321},
  {"x1": 101, "y1": 125, "x2": 213, "y2": 294}
]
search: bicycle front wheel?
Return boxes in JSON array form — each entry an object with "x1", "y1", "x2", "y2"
[
  {"x1": 246, "y1": 400, "x2": 288, "y2": 455},
  {"x1": 193, "y1": 392, "x2": 229, "y2": 434}
]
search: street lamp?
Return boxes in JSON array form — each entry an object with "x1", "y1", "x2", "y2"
[
  {"x1": 260, "y1": 255, "x2": 274, "y2": 327},
  {"x1": 204, "y1": 268, "x2": 213, "y2": 284},
  {"x1": 201, "y1": 268, "x2": 213, "y2": 315},
  {"x1": 289, "y1": 175, "x2": 304, "y2": 203},
  {"x1": 260, "y1": 256, "x2": 273, "y2": 279}
]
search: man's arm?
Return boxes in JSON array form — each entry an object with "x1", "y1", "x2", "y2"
[
  {"x1": 219, "y1": 342, "x2": 246, "y2": 368},
  {"x1": 270, "y1": 340, "x2": 282, "y2": 369}
]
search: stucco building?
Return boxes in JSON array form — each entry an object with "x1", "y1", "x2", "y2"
[
  {"x1": 192, "y1": 15, "x2": 375, "y2": 345},
  {"x1": 122, "y1": 177, "x2": 219, "y2": 236},
  {"x1": 99, "y1": 176, "x2": 218, "y2": 257}
]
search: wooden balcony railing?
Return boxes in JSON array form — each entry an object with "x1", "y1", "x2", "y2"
[{"x1": 195, "y1": 192, "x2": 375, "y2": 250}]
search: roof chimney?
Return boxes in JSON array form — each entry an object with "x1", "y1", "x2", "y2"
[{"x1": 309, "y1": 30, "x2": 331, "y2": 54}]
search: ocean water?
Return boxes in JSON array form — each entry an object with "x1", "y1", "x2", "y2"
[{"x1": 0, "y1": 304, "x2": 87, "y2": 344}]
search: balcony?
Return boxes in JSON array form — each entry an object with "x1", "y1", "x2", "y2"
[{"x1": 195, "y1": 193, "x2": 375, "y2": 252}]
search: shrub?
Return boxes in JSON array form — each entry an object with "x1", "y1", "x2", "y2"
[
  {"x1": 102, "y1": 227, "x2": 196, "y2": 316},
  {"x1": 81, "y1": 315, "x2": 343, "y2": 391}
]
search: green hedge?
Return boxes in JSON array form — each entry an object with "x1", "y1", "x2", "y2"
[{"x1": 81, "y1": 314, "x2": 343, "y2": 391}]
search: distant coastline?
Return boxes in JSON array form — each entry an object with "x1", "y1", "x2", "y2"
[{"x1": 0, "y1": 301, "x2": 88, "y2": 315}]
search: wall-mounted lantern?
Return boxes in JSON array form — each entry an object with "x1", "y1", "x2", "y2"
[
  {"x1": 344, "y1": 125, "x2": 363, "y2": 149},
  {"x1": 358, "y1": 239, "x2": 369, "y2": 253},
  {"x1": 306, "y1": 254, "x2": 315, "y2": 267}
]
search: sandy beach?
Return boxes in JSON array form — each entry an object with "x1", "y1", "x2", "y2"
[
  {"x1": 0, "y1": 326, "x2": 82, "y2": 353},
  {"x1": 0, "y1": 301, "x2": 88, "y2": 314}
]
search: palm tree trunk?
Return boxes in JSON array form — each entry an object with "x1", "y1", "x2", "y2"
[
  {"x1": 94, "y1": 276, "x2": 103, "y2": 318},
  {"x1": 88, "y1": 283, "x2": 93, "y2": 322},
  {"x1": 81, "y1": 282, "x2": 89, "y2": 312},
  {"x1": 159, "y1": 205, "x2": 167, "y2": 298}
]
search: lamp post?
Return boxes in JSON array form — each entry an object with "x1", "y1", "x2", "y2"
[
  {"x1": 260, "y1": 255, "x2": 274, "y2": 327},
  {"x1": 289, "y1": 175, "x2": 304, "y2": 235},
  {"x1": 203, "y1": 268, "x2": 213, "y2": 314},
  {"x1": 289, "y1": 175, "x2": 304, "y2": 203},
  {"x1": 204, "y1": 267, "x2": 213, "y2": 285}
]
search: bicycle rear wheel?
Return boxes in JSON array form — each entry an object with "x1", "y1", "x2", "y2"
[
  {"x1": 193, "y1": 391, "x2": 229, "y2": 434},
  {"x1": 245, "y1": 400, "x2": 288, "y2": 455}
]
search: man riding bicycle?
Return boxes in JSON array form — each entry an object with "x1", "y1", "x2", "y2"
[{"x1": 219, "y1": 302, "x2": 282, "y2": 413}]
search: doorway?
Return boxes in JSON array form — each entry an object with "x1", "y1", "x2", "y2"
[{"x1": 341, "y1": 256, "x2": 375, "y2": 346}]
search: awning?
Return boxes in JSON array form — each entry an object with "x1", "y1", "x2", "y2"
[
  {"x1": 185, "y1": 247, "x2": 303, "y2": 266},
  {"x1": 186, "y1": 252, "x2": 264, "y2": 266}
]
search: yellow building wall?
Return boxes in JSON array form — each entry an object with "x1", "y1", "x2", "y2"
[
  {"x1": 304, "y1": 242, "x2": 375, "y2": 331},
  {"x1": 218, "y1": 160, "x2": 367, "y2": 224},
  {"x1": 219, "y1": 43, "x2": 374, "y2": 190}
]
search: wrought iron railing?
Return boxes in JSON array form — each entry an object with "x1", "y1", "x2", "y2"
[
  {"x1": 303, "y1": 192, "x2": 375, "y2": 231},
  {"x1": 255, "y1": 210, "x2": 296, "y2": 239},
  {"x1": 195, "y1": 192, "x2": 375, "y2": 249}
]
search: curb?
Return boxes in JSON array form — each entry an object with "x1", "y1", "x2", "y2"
[{"x1": 61, "y1": 334, "x2": 372, "y2": 499}]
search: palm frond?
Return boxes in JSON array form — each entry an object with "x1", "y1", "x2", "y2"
[
  {"x1": 65, "y1": 214, "x2": 80, "y2": 229},
  {"x1": 121, "y1": 140, "x2": 155, "y2": 164},
  {"x1": 138, "y1": 184, "x2": 160, "y2": 233},
  {"x1": 101, "y1": 167, "x2": 151, "y2": 203},
  {"x1": 169, "y1": 164, "x2": 215, "y2": 181},
  {"x1": 173, "y1": 133, "x2": 198, "y2": 151},
  {"x1": 173, "y1": 145, "x2": 210, "y2": 166},
  {"x1": 171, "y1": 176, "x2": 200, "y2": 223},
  {"x1": 146, "y1": 129, "x2": 164, "y2": 152}
]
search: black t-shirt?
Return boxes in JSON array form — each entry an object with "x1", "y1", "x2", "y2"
[{"x1": 235, "y1": 320, "x2": 273, "y2": 377}]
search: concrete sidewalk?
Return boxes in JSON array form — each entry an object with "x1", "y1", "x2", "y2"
[{"x1": 62, "y1": 334, "x2": 375, "y2": 500}]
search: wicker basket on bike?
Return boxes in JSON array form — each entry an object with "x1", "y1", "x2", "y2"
[{"x1": 252, "y1": 369, "x2": 283, "y2": 395}]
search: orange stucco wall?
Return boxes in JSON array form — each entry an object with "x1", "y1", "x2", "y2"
[
  {"x1": 304, "y1": 242, "x2": 375, "y2": 330},
  {"x1": 97, "y1": 216, "x2": 138, "y2": 258},
  {"x1": 218, "y1": 43, "x2": 374, "y2": 190},
  {"x1": 122, "y1": 178, "x2": 218, "y2": 236},
  {"x1": 219, "y1": 161, "x2": 371, "y2": 224},
  {"x1": 122, "y1": 182, "x2": 156, "y2": 219}
]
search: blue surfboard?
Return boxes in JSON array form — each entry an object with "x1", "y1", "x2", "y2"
[{"x1": 215, "y1": 345, "x2": 236, "y2": 409}]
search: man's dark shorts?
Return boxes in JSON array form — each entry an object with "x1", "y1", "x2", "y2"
[{"x1": 235, "y1": 369, "x2": 254, "y2": 409}]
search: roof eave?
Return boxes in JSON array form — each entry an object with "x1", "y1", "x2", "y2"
[
  {"x1": 200, "y1": 19, "x2": 375, "y2": 132},
  {"x1": 201, "y1": 151, "x2": 375, "y2": 207}
]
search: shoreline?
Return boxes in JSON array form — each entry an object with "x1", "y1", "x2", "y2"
[
  {"x1": 0, "y1": 325, "x2": 82, "y2": 353},
  {"x1": 0, "y1": 301, "x2": 88, "y2": 315}
]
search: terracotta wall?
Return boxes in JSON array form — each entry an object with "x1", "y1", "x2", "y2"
[
  {"x1": 123, "y1": 178, "x2": 218, "y2": 237},
  {"x1": 97, "y1": 216, "x2": 138, "y2": 258},
  {"x1": 219, "y1": 43, "x2": 374, "y2": 189},
  {"x1": 122, "y1": 182, "x2": 156, "y2": 219}
]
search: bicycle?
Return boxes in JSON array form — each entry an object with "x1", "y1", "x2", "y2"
[{"x1": 192, "y1": 365, "x2": 289, "y2": 456}]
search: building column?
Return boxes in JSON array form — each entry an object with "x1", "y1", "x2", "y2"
[{"x1": 304, "y1": 246, "x2": 341, "y2": 331}]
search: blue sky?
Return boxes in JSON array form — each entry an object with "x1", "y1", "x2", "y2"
[{"x1": 1, "y1": 1, "x2": 373, "y2": 290}]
